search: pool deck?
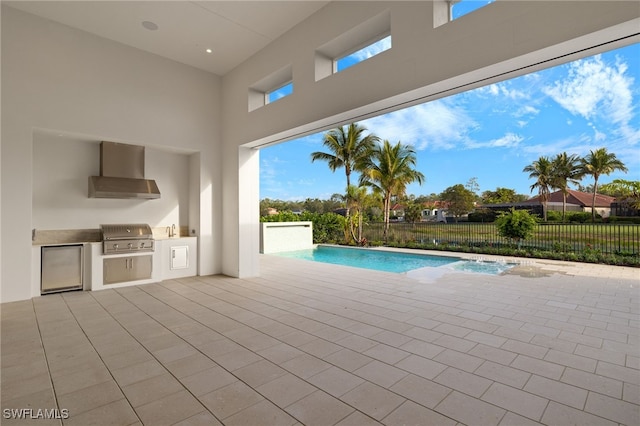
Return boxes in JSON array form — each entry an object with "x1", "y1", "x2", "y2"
[{"x1": 2, "y1": 252, "x2": 638, "y2": 425}]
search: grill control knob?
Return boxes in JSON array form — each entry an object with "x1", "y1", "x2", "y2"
[
  {"x1": 113, "y1": 244, "x2": 119, "y2": 250},
  {"x1": 140, "y1": 242, "x2": 146, "y2": 248},
  {"x1": 128, "y1": 243, "x2": 133, "y2": 249}
]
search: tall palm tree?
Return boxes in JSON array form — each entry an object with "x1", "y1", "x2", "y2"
[
  {"x1": 359, "y1": 140, "x2": 425, "y2": 240},
  {"x1": 310, "y1": 124, "x2": 379, "y2": 218},
  {"x1": 580, "y1": 148, "x2": 628, "y2": 221},
  {"x1": 551, "y1": 152, "x2": 583, "y2": 221},
  {"x1": 523, "y1": 156, "x2": 554, "y2": 221}
]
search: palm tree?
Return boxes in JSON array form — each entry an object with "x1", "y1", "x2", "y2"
[
  {"x1": 359, "y1": 140, "x2": 425, "y2": 240},
  {"x1": 345, "y1": 185, "x2": 370, "y2": 244},
  {"x1": 551, "y1": 152, "x2": 583, "y2": 221},
  {"x1": 310, "y1": 123, "x2": 379, "y2": 217},
  {"x1": 580, "y1": 148, "x2": 628, "y2": 221},
  {"x1": 523, "y1": 156, "x2": 554, "y2": 221}
]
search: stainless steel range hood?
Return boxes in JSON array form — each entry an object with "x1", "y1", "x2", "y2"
[{"x1": 89, "y1": 142, "x2": 160, "y2": 199}]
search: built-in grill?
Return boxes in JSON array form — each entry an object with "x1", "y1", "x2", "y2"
[{"x1": 101, "y1": 224, "x2": 154, "y2": 254}]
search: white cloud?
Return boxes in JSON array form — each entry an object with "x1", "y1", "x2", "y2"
[
  {"x1": 544, "y1": 55, "x2": 635, "y2": 124},
  {"x1": 360, "y1": 100, "x2": 477, "y2": 150},
  {"x1": 352, "y1": 36, "x2": 392, "y2": 61},
  {"x1": 465, "y1": 132, "x2": 524, "y2": 149},
  {"x1": 477, "y1": 81, "x2": 528, "y2": 100}
]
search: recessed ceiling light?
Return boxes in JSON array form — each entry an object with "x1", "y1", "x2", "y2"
[
  {"x1": 142, "y1": 21, "x2": 158, "y2": 31},
  {"x1": 205, "y1": 48, "x2": 213, "y2": 54}
]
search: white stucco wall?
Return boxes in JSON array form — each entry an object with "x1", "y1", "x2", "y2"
[
  {"x1": 260, "y1": 222, "x2": 314, "y2": 254},
  {"x1": 1, "y1": 6, "x2": 222, "y2": 302}
]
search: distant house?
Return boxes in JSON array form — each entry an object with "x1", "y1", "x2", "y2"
[
  {"x1": 480, "y1": 189, "x2": 616, "y2": 218},
  {"x1": 421, "y1": 201, "x2": 450, "y2": 222}
]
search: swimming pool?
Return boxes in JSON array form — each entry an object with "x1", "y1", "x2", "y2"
[{"x1": 275, "y1": 245, "x2": 515, "y2": 275}]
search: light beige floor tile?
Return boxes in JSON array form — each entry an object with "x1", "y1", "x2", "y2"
[
  {"x1": 389, "y1": 374, "x2": 451, "y2": 409},
  {"x1": 280, "y1": 353, "x2": 332, "y2": 379},
  {"x1": 354, "y1": 360, "x2": 408, "y2": 388},
  {"x1": 256, "y1": 373, "x2": 317, "y2": 408},
  {"x1": 541, "y1": 401, "x2": 617, "y2": 426},
  {"x1": 324, "y1": 348, "x2": 373, "y2": 371},
  {"x1": 171, "y1": 410, "x2": 223, "y2": 426},
  {"x1": 481, "y1": 382, "x2": 548, "y2": 421},
  {"x1": 111, "y1": 359, "x2": 166, "y2": 387},
  {"x1": 135, "y1": 389, "x2": 204, "y2": 425},
  {"x1": 122, "y1": 373, "x2": 184, "y2": 407},
  {"x1": 256, "y1": 342, "x2": 304, "y2": 364},
  {"x1": 510, "y1": 355, "x2": 564, "y2": 380},
  {"x1": 433, "y1": 348, "x2": 484, "y2": 372},
  {"x1": 363, "y1": 344, "x2": 410, "y2": 364},
  {"x1": 285, "y1": 390, "x2": 355, "y2": 426},
  {"x1": 212, "y1": 348, "x2": 263, "y2": 371},
  {"x1": 224, "y1": 400, "x2": 297, "y2": 426},
  {"x1": 63, "y1": 398, "x2": 138, "y2": 426},
  {"x1": 56, "y1": 380, "x2": 123, "y2": 416},
  {"x1": 584, "y1": 391, "x2": 640, "y2": 425},
  {"x1": 498, "y1": 411, "x2": 544, "y2": 426},
  {"x1": 307, "y1": 366, "x2": 365, "y2": 397},
  {"x1": 164, "y1": 352, "x2": 216, "y2": 378},
  {"x1": 199, "y1": 381, "x2": 263, "y2": 420},
  {"x1": 152, "y1": 343, "x2": 198, "y2": 364},
  {"x1": 433, "y1": 367, "x2": 493, "y2": 397},
  {"x1": 399, "y1": 339, "x2": 445, "y2": 359},
  {"x1": 341, "y1": 382, "x2": 405, "y2": 420},
  {"x1": 234, "y1": 359, "x2": 287, "y2": 387},
  {"x1": 523, "y1": 374, "x2": 588, "y2": 409},
  {"x1": 334, "y1": 411, "x2": 381, "y2": 426},
  {"x1": 475, "y1": 360, "x2": 531, "y2": 389},
  {"x1": 394, "y1": 354, "x2": 447, "y2": 380},
  {"x1": 180, "y1": 366, "x2": 238, "y2": 397},
  {"x1": 382, "y1": 400, "x2": 456, "y2": 426},
  {"x1": 435, "y1": 391, "x2": 506, "y2": 426}
]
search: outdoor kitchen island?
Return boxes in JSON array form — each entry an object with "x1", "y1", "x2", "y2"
[{"x1": 32, "y1": 227, "x2": 197, "y2": 296}]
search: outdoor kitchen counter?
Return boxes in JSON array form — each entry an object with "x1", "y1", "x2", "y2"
[{"x1": 32, "y1": 228, "x2": 101, "y2": 245}]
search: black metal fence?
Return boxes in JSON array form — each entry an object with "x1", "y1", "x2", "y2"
[{"x1": 361, "y1": 222, "x2": 640, "y2": 255}]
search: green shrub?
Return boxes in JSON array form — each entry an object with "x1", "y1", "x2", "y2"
[
  {"x1": 546, "y1": 211, "x2": 562, "y2": 222},
  {"x1": 495, "y1": 208, "x2": 538, "y2": 246}
]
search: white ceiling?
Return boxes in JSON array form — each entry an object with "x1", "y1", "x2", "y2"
[{"x1": 5, "y1": 1, "x2": 330, "y2": 76}]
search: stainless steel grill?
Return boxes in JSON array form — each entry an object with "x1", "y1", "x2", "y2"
[{"x1": 101, "y1": 224, "x2": 154, "y2": 254}]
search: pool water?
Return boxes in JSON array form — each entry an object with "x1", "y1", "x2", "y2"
[{"x1": 275, "y1": 245, "x2": 515, "y2": 275}]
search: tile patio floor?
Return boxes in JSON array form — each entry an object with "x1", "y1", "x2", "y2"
[{"x1": 2, "y1": 253, "x2": 639, "y2": 425}]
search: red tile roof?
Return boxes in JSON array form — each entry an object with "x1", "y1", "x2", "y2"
[{"x1": 524, "y1": 189, "x2": 615, "y2": 207}]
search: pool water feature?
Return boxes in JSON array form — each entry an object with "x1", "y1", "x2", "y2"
[{"x1": 274, "y1": 245, "x2": 515, "y2": 275}]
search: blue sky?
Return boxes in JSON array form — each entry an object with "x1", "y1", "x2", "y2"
[{"x1": 260, "y1": 43, "x2": 640, "y2": 201}]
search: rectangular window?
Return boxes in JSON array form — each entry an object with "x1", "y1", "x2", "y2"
[
  {"x1": 451, "y1": 0, "x2": 494, "y2": 21},
  {"x1": 267, "y1": 82, "x2": 293, "y2": 104},
  {"x1": 335, "y1": 35, "x2": 392, "y2": 73},
  {"x1": 315, "y1": 10, "x2": 391, "y2": 81},
  {"x1": 248, "y1": 65, "x2": 293, "y2": 111}
]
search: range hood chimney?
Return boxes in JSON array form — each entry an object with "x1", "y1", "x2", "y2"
[{"x1": 89, "y1": 142, "x2": 161, "y2": 199}]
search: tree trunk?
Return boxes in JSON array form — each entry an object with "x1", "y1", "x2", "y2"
[
  {"x1": 591, "y1": 177, "x2": 599, "y2": 222},
  {"x1": 562, "y1": 191, "x2": 567, "y2": 222},
  {"x1": 383, "y1": 194, "x2": 391, "y2": 242}
]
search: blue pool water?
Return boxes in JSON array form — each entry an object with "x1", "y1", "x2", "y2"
[{"x1": 275, "y1": 245, "x2": 515, "y2": 275}]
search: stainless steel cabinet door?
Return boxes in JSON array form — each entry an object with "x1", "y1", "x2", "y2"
[
  {"x1": 130, "y1": 255, "x2": 152, "y2": 281},
  {"x1": 41, "y1": 245, "x2": 83, "y2": 293},
  {"x1": 104, "y1": 255, "x2": 152, "y2": 284}
]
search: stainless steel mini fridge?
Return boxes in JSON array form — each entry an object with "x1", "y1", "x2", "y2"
[{"x1": 41, "y1": 244, "x2": 84, "y2": 294}]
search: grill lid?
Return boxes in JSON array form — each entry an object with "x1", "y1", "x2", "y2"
[{"x1": 101, "y1": 224, "x2": 153, "y2": 240}]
